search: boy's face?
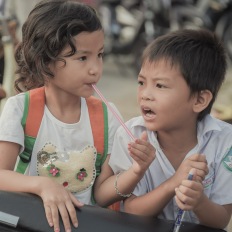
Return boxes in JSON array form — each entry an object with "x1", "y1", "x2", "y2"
[{"x1": 137, "y1": 59, "x2": 198, "y2": 132}]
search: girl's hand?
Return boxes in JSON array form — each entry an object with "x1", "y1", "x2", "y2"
[
  {"x1": 171, "y1": 153, "x2": 208, "y2": 187},
  {"x1": 37, "y1": 177, "x2": 84, "y2": 232},
  {"x1": 174, "y1": 168, "x2": 204, "y2": 211},
  {"x1": 128, "y1": 131, "x2": 156, "y2": 176}
]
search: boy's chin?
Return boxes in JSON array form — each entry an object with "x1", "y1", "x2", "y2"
[{"x1": 143, "y1": 120, "x2": 158, "y2": 132}]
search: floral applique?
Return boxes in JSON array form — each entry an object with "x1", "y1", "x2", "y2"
[
  {"x1": 63, "y1": 182, "x2": 68, "y2": 187},
  {"x1": 77, "y1": 168, "x2": 88, "y2": 181},
  {"x1": 47, "y1": 164, "x2": 60, "y2": 177}
]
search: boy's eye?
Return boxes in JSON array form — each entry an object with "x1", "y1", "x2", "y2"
[
  {"x1": 98, "y1": 52, "x2": 104, "y2": 58},
  {"x1": 156, "y1": 83, "x2": 165, "y2": 88},
  {"x1": 138, "y1": 81, "x2": 144, "y2": 86}
]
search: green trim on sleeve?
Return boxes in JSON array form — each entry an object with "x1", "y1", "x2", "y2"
[
  {"x1": 21, "y1": 91, "x2": 29, "y2": 129},
  {"x1": 102, "y1": 102, "x2": 109, "y2": 164},
  {"x1": 15, "y1": 91, "x2": 35, "y2": 174},
  {"x1": 95, "y1": 102, "x2": 108, "y2": 177}
]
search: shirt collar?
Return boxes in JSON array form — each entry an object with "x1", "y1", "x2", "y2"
[
  {"x1": 197, "y1": 114, "x2": 221, "y2": 142},
  {"x1": 130, "y1": 115, "x2": 221, "y2": 148}
]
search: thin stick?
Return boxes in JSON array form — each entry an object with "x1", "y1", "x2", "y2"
[
  {"x1": 173, "y1": 171, "x2": 194, "y2": 232},
  {"x1": 92, "y1": 84, "x2": 135, "y2": 141}
]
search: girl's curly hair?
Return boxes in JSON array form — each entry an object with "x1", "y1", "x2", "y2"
[{"x1": 14, "y1": 0, "x2": 102, "y2": 92}]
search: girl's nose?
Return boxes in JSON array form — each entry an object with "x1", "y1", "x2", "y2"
[
  {"x1": 89, "y1": 68, "x2": 97, "y2": 75},
  {"x1": 89, "y1": 60, "x2": 102, "y2": 76}
]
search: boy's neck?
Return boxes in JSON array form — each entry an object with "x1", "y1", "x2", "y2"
[{"x1": 157, "y1": 127, "x2": 198, "y2": 170}]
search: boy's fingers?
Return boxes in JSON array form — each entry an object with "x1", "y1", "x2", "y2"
[
  {"x1": 139, "y1": 131, "x2": 148, "y2": 141},
  {"x1": 189, "y1": 153, "x2": 207, "y2": 163}
]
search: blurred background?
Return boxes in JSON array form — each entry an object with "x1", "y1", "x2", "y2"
[
  {"x1": 0, "y1": 0, "x2": 231, "y2": 230},
  {"x1": 97, "y1": 0, "x2": 232, "y2": 123},
  {"x1": 0, "y1": 0, "x2": 231, "y2": 120}
]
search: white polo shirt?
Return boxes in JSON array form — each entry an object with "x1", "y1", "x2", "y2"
[{"x1": 109, "y1": 115, "x2": 232, "y2": 224}]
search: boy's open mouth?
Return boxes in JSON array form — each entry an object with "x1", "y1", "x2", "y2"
[{"x1": 142, "y1": 107, "x2": 156, "y2": 118}]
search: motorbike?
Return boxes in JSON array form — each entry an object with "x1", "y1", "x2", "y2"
[
  {"x1": 171, "y1": 0, "x2": 232, "y2": 62},
  {"x1": 98, "y1": 0, "x2": 170, "y2": 73}
]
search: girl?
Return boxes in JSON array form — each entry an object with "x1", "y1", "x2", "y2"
[{"x1": 0, "y1": 1, "x2": 121, "y2": 232}]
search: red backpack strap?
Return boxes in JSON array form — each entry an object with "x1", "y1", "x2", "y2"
[
  {"x1": 16, "y1": 87, "x2": 45, "y2": 174},
  {"x1": 25, "y1": 87, "x2": 45, "y2": 137},
  {"x1": 86, "y1": 96, "x2": 105, "y2": 154},
  {"x1": 86, "y1": 96, "x2": 108, "y2": 174},
  {"x1": 87, "y1": 96, "x2": 121, "y2": 212}
]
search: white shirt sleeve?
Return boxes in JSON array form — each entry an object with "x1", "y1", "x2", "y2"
[
  {"x1": 106, "y1": 102, "x2": 123, "y2": 154},
  {"x1": 0, "y1": 94, "x2": 25, "y2": 152},
  {"x1": 210, "y1": 145, "x2": 232, "y2": 205},
  {"x1": 109, "y1": 125, "x2": 134, "y2": 174},
  {"x1": 109, "y1": 117, "x2": 146, "y2": 173}
]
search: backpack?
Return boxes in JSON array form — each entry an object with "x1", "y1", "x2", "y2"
[{"x1": 15, "y1": 86, "x2": 120, "y2": 211}]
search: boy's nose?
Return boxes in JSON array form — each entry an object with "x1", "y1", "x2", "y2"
[
  {"x1": 141, "y1": 90, "x2": 154, "y2": 101},
  {"x1": 142, "y1": 95, "x2": 150, "y2": 100}
]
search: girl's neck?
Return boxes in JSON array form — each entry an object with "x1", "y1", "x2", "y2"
[{"x1": 45, "y1": 87, "x2": 82, "y2": 123}]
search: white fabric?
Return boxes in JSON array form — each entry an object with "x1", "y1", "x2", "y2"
[
  {"x1": 109, "y1": 114, "x2": 232, "y2": 224},
  {"x1": 0, "y1": 92, "x2": 122, "y2": 205}
]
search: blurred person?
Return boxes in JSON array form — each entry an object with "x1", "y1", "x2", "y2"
[
  {"x1": 0, "y1": 0, "x2": 17, "y2": 100},
  {"x1": 0, "y1": 0, "x2": 121, "y2": 232},
  {"x1": 94, "y1": 29, "x2": 232, "y2": 230},
  {"x1": 4, "y1": 0, "x2": 41, "y2": 40}
]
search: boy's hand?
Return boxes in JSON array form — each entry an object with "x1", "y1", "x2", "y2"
[
  {"x1": 174, "y1": 168, "x2": 204, "y2": 211},
  {"x1": 172, "y1": 153, "x2": 208, "y2": 187},
  {"x1": 38, "y1": 177, "x2": 84, "y2": 232},
  {"x1": 128, "y1": 131, "x2": 156, "y2": 176}
]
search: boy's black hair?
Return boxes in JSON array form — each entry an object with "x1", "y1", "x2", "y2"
[
  {"x1": 141, "y1": 29, "x2": 227, "y2": 121},
  {"x1": 15, "y1": 0, "x2": 102, "y2": 92}
]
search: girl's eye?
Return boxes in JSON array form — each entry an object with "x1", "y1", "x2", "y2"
[{"x1": 78, "y1": 56, "x2": 87, "y2": 61}]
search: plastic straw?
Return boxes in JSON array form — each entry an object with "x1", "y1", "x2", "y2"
[{"x1": 92, "y1": 84, "x2": 135, "y2": 141}]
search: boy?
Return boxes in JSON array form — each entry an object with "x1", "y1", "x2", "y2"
[{"x1": 94, "y1": 29, "x2": 232, "y2": 229}]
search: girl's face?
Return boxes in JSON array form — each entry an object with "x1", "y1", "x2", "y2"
[
  {"x1": 137, "y1": 59, "x2": 198, "y2": 133},
  {"x1": 48, "y1": 30, "x2": 104, "y2": 98}
]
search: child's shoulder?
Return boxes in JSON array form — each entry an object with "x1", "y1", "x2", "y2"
[
  {"x1": 208, "y1": 116, "x2": 232, "y2": 145},
  {"x1": 214, "y1": 117, "x2": 232, "y2": 134},
  {"x1": 4, "y1": 92, "x2": 25, "y2": 108},
  {"x1": 125, "y1": 116, "x2": 144, "y2": 127}
]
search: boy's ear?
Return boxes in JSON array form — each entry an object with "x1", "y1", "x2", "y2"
[{"x1": 193, "y1": 90, "x2": 213, "y2": 113}]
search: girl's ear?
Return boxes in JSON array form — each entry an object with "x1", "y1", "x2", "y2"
[{"x1": 193, "y1": 90, "x2": 213, "y2": 113}]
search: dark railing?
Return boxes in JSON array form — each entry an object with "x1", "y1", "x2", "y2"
[{"x1": 0, "y1": 190, "x2": 226, "y2": 232}]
